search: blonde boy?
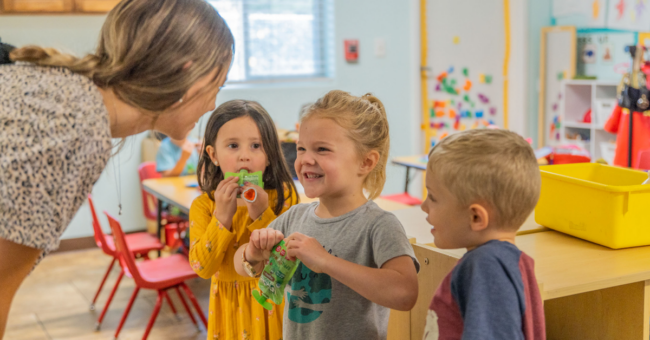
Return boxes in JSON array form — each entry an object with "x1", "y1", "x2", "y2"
[{"x1": 421, "y1": 129, "x2": 545, "y2": 340}]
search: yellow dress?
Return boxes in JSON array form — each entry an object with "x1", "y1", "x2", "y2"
[{"x1": 189, "y1": 188, "x2": 297, "y2": 340}]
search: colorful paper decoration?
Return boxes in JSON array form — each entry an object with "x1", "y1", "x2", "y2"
[{"x1": 463, "y1": 80, "x2": 472, "y2": 91}]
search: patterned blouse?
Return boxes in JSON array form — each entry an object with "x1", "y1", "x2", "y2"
[{"x1": 0, "y1": 64, "x2": 112, "y2": 259}]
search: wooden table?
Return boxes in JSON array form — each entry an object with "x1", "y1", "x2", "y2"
[
  {"x1": 391, "y1": 155, "x2": 427, "y2": 194},
  {"x1": 142, "y1": 176, "x2": 412, "y2": 238},
  {"x1": 392, "y1": 207, "x2": 548, "y2": 245},
  {"x1": 409, "y1": 230, "x2": 650, "y2": 340}
]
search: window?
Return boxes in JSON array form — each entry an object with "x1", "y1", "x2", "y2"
[{"x1": 209, "y1": 0, "x2": 334, "y2": 82}]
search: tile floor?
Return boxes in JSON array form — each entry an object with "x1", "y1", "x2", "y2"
[{"x1": 6, "y1": 248, "x2": 211, "y2": 340}]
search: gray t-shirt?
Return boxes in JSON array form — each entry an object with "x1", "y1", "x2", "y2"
[{"x1": 269, "y1": 200, "x2": 420, "y2": 340}]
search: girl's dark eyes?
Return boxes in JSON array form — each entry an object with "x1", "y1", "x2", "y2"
[
  {"x1": 297, "y1": 146, "x2": 305, "y2": 152},
  {"x1": 228, "y1": 143, "x2": 238, "y2": 149},
  {"x1": 318, "y1": 147, "x2": 329, "y2": 152},
  {"x1": 252, "y1": 143, "x2": 261, "y2": 149}
]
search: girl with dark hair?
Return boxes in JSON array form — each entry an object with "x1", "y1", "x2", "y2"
[{"x1": 189, "y1": 100, "x2": 298, "y2": 340}]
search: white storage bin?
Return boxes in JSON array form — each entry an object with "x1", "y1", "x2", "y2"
[
  {"x1": 594, "y1": 99, "x2": 617, "y2": 126},
  {"x1": 600, "y1": 142, "x2": 616, "y2": 165}
]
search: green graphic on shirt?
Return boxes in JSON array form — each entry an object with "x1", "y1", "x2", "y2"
[{"x1": 286, "y1": 262, "x2": 332, "y2": 323}]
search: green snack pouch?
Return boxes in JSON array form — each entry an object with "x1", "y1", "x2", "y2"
[
  {"x1": 252, "y1": 240, "x2": 300, "y2": 311},
  {"x1": 224, "y1": 169, "x2": 264, "y2": 198}
]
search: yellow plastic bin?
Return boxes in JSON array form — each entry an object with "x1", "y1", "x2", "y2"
[{"x1": 535, "y1": 163, "x2": 650, "y2": 249}]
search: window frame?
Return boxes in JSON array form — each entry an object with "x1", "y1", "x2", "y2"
[{"x1": 214, "y1": 0, "x2": 334, "y2": 84}]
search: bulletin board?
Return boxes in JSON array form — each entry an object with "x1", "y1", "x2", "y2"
[
  {"x1": 538, "y1": 26, "x2": 577, "y2": 148},
  {"x1": 420, "y1": 0, "x2": 510, "y2": 152}
]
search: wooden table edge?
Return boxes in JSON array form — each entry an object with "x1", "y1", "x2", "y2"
[{"x1": 142, "y1": 178, "x2": 193, "y2": 214}]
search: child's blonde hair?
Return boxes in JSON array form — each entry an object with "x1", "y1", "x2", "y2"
[
  {"x1": 428, "y1": 129, "x2": 541, "y2": 230},
  {"x1": 302, "y1": 90, "x2": 390, "y2": 199}
]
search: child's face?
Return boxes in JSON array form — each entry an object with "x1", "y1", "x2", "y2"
[
  {"x1": 296, "y1": 118, "x2": 364, "y2": 199},
  {"x1": 421, "y1": 171, "x2": 473, "y2": 249},
  {"x1": 208, "y1": 116, "x2": 268, "y2": 174}
]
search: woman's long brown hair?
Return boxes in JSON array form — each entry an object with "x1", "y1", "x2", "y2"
[
  {"x1": 198, "y1": 100, "x2": 298, "y2": 215},
  {"x1": 10, "y1": 0, "x2": 234, "y2": 113}
]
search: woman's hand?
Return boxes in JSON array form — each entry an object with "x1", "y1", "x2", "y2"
[
  {"x1": 212, "y1": 176, "x2": 239, "y2": 230},
  {"x1": 286, "y1": 232, "x2": 331, "y2": 273},
  {"x1": 246, "y1": 228, "x2": 285, "y2": 263},
  {"x1": 242, "y1": 182, "x2": 269, "y2": 220}
]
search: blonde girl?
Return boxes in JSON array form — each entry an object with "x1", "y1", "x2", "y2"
[{"x1": 235, "y1": 90, "x2": 420, "y2": 340}]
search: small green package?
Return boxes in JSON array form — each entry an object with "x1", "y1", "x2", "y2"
[
  {"x1": 252, "y1": 240, "x2": 300, "y2": 311},
  {"x1": 224, "y1": 169, "x2": 264, "y2": 198}
]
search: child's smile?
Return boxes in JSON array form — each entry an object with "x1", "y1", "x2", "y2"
[{"x1": 295, "y1": 118, "x2": 363, "y2": 200}]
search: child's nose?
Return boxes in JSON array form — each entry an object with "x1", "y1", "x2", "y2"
[
  {"x1": 300, "y1": 152, "x2": 316, "y2": 165},
  {"x1": 239, "y1": 149, "x2": 251, "y2": 162}
]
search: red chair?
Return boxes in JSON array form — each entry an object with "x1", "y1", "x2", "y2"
[
  {"x1": 381, "y1": 193, "x2": 423, "y2": 206},
  {"x1": 138, "y1": 162, "x2": 187, "y2": 226},
  {"x1": 88, "y1": 195, "x2": 165, "y2": 330},
  {"x1": 105, "y1": 212, "x2": 207, "y2": 340}
]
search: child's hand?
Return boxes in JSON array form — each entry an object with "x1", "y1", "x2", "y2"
[
  {"x1": 242, "y1": 182, "x2": 269, "y2": 220},
  {"x1": 213, "y1": 176, "x2": 239, "y2": 230},
  {"x1": 181, "y1": 139, "x2": 195, "y2": 155},
  {"x1": 286, "y1": 233, "x2": 331, "y2": 273},
  {"x1": 247, "y1": 229, "x2": 285, "y2": 263}
]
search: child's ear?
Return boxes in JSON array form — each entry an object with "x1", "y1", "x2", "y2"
[
  {"x1": 206, "y1": 145, "x2": 219, "y2": 166},
  {"x1": 359, "y1": 150, "x2": 380, "y2": 176},
  {"x1": 468, "y1": 203, "x2": 489, "y2": 232}
]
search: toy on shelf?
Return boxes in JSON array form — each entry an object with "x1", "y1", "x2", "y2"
[{"x1": 582, "y1": 108, "x2": 592, "y2": 123}]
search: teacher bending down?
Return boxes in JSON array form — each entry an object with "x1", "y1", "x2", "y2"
[{"x1": 0, "y1": 0, "x2": 233, "y2": 336}]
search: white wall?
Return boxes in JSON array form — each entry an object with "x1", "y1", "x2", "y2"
[
  {"x1": 507, "y1": 0, "x2": 528, "y2": 136},
  {"x1": 0, "y1": 0, "x2": 423, "y2": 239}
]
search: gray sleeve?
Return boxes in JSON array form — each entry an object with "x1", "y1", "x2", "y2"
[
  {"x1": 370, "y1": 213, "x2": 420, "y2": 272},
  {"x1": 267, "y1": 204, "x2": 292, "y2": 235}
]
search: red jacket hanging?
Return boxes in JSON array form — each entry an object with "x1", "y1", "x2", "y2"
[{"x1": 604, "y1": 105, "x2": 650, "y2": 168}]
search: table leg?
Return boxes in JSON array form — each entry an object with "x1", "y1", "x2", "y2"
[
  {"x1": 405, "y1": 167, "x2": 411, "y2": 194},
  {"x1": 157, "y1": 200, "x2": 163, "y2": 257},
  {"x1": 544, "y1": 280, "x2": 650, "y2": 340}
]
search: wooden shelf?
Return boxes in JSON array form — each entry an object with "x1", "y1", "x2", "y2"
[
  {"x1": 564, "y1": 121, "x2": 592, "y2": 129},
  {"x1": 1, "y1": 0, "x2": 116, "y2": 13}
]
